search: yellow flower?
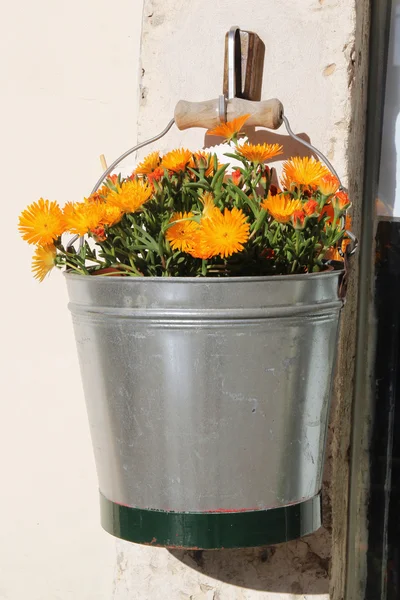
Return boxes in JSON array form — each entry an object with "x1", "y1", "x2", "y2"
[
  {"x1": 188, "y1": 233, "x2": 214, "y2": 260},
  {"x1": 102, "y1": 204, "x2": 123, "y2": 227},
  {"x1": 161, "y1": 149, "x2": 192, "y2": 173},
  {"x1": 31, "y1": 245, "x2": 57, "y2": 282},
  {"x1": 87, "y1": 184, "x2": 111, "y2": 204},
  {"x1": 107, "y1": 180, "x2": 152, "y2": 214},
  {"x1": 318, "y1": 174, "x2": 340, "y2": 196},
  {"x1": 199, "y1": 208, "x2": 250, "y2": 258},
  {"x1": 281, "y1": 157, "x2": 330, "y2": 189},
  {"x1": 63, "y1": 201, "x2": 105, "y2": 236},
  {"x1": 200, "y1": 192, "x2": 220, "y2": 219},
  {"x1": 238, "y1": 143, "x2": 283, "y2": 163},
  {"x1": 19, "y1": 198, "x2": 65, "y2": 246},
  {"x1": 207, "y1": 114, "x2": 251, "y2": 141},
  {"x1": 261, "y1": 193, "x2": 303, "y2": 223},
  {"x1": 166, "y1": 212, "x2": 200, "y2": 252},
  {"x1": 135, "y1": 151, "x2": 161, "y2": 175}
]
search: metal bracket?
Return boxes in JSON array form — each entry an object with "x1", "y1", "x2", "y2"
[{"x1": 223, "y1": 26, "x2": 265, "y2": 101}]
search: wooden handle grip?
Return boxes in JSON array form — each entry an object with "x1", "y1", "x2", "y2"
[{"x1": 174, "y1": 97, "x2": 284, "y2": 131}]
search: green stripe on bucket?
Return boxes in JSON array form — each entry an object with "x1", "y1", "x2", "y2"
[{"x1": 100, "y1": 493, "x2": 321, "y2": 549}]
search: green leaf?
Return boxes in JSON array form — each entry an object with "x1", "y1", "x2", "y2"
[
  {"x1": 223, "y1": 152, "x2": 248, "y2": 166},
  {"x1": 227, "y1": 182, "x2": 259, "y2": 218}
]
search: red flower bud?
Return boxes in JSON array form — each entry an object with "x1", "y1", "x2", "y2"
[
  {"x1": 231, "y1": 169, "x2": 242, "y2": 186},
  {"x1": 292, "y1": 210, "x2": 306, "y2": 230},
  {"x1": 332, "y1": 191, "x2": 351, "y2": 212},
  {"x1": 303, "y1": 199, "x2": 319, "y2": 216},
  {"x1": 91, "y1": 226, "x2": 107, "y2": 242},
  {"x1": 147, "y1": 166, "x2": 164, "y2": 187}
]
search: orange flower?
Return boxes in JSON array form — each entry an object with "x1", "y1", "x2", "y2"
[
  {"x1": 107, "y1": 180, "x2": 152, "y2": 214},
  {"x1": 147, "y1": 166, "x2": 164, "y2": 186},
  {"x1": 101, "y1": 205, "x2": 123, "y2": 227},
  {"x1": 332, "y1": 190, "x2": 351, "y2": 212},
  {"x1": 261, "y1": 194, "x2": 303, "y2": 223},
  {"x1": 88, "y1": 182, "x2": 113, "y2": 203},
  {"x1": 324, "y1": 246, "x2": 342, "y2": 261},
  {"x1": 238, "y1": 143, "x2": 283, "y2": 163},
  {"x1": 303, "y1": 199, "x2": 319, "y2": 216},
  {"x1": 187, "y1": 230, "x2": 214, "y2": 260},
  {"x1": 31, "y1": 244, "x2": 57, "y2": 281},
  {"x1": 318, "y1": 174, "x2": 340, "y2": 196},
  {"x1": 161, "y1": 149, "x2": 192, "y2": 173},
  {"x1": 188, "y1": 245, "x2": 214, "y2": 260},
  {"x1": 19, "y1": 198, "x2": 65, "y2": 246},
  {"x1": 63, "y1": 201, "x2": 106, "y2": 236},
  {"x1": 292, "y1": 210, "x2": 306, "y2": 230},
  {"x1": 166, "y1": 212, "x2": 200, "y2": 252},
  {"x1": 200, "y1": 192, "x2": 219, "y2": 219},
  {"x1": 324, "y1": 235, "x2": 351, "y2": 261},
  {"x1": 320, "y1": 202, "x2": 335, "y2": 223},
  {"x1": 321, "y1": 204, "x2": 352, "y2": 233},
  {"x1": 198, "y1": 208, "x2": 250, "y2": 258},
  {"x1": 207, "y1": 114, "x2": 251, "y2": 141},
  {"x1": 135, "y1": 151, "x2": 161, "y2": 175},
  {"x1": 281, "y1": 157, "x2": 330, "y2": 189}
]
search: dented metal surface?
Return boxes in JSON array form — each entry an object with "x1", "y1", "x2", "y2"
[{"x1": 66, "y1": 272, "x2": 342, "y2": 513}]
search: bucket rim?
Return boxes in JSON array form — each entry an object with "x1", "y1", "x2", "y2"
[{"x1": 64, "y1": 266, "x2": 344, "y2": 284}]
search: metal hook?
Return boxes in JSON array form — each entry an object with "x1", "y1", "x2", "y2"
[{"x1": 227, "y1": 26, "x2": 242, "y2": 100}]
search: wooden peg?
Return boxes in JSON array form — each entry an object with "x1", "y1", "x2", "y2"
[{"x1": 100, "y1": 154, "x2": 108, "y2": 171}]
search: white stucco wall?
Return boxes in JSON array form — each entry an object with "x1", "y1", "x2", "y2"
[{"x1": 1, "y1": 0, "x2": 363, "y2": 598}]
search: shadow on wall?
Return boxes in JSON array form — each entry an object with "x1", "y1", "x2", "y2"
[
  {"x1": 169, "y1": 527, "x2": 330, "y2": 594},
  {"x1": 205, "y1": 128, "x2": 316, "y2": 163}
]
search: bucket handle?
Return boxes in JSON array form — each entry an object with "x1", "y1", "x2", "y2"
[{"x1": 69, "y1": 115, "x2": 357, "y2": 257}]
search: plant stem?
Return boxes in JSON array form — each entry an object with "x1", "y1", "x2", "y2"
[{"x1": 65, "y1": 262, "x2": 86, "y2": 274}]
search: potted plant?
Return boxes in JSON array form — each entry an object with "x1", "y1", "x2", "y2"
[{"x1": 18, "y1": 115, "x2": 353, "y2": 549}]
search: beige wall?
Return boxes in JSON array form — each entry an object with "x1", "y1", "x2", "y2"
[
  {"x1": 0, "y1": 0, "x2": 142, "y2": 598},
  {"x1": 1, "y1": 0, "x2": 367, "y2": 598}
]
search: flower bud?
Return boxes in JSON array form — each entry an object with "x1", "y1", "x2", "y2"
[
  {"x1": 231, "y1": 169, "x2": 242, "y2": 186},
  {"x1": 292, "y1": 210, "x2": 306, "y2": 230},
  {"x1": 303, "y1": 199, "x2": 319, "y2": 217},
  {"x1": 91, "y1": 226, "x2": 107, "y2": 242},
  {"x1": 332, "y1": 191, "x2": 351, "y2": 213},
  {"x1": 147, "y1": 166, "x2": 164, "y2": 188}
]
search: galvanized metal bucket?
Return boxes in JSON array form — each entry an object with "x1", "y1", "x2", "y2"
[{"x1": 66, "y1": 268, "x2": 343, "y2": 549}]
